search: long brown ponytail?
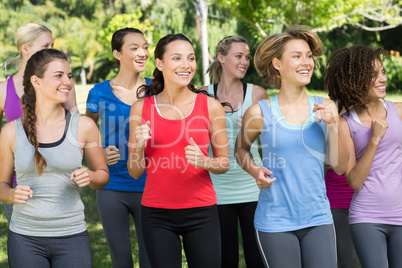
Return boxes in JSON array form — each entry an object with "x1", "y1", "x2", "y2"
[{"x1": 21, "y1": 49, "x2": 69, "y2": 176}]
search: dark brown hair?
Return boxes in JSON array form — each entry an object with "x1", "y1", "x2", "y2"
[
  {"x1": 324, "y1": 45, "x2": 389, "y2": 113},
  {"x1": 22, "y1": 49, "x2": 69, "y2": 176}
]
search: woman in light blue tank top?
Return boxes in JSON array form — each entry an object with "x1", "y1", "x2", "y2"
[
  {"x1": 200, "y1": 35, "x2": 267, "y2": 267},
  {"x1": 326, "y1": 45, "x2": 402, "y2": 268},
  {"x1": 235, "y1": 28, "x2": 349, "y2": 268},
  {"x1": 0, "y1": 49, "x2": 109, "y2": 267}
]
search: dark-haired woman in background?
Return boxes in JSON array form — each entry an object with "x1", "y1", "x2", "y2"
[
  {"x1": 326, "y1": 45, "x2": 402, "y2": 268},
  {"x1": 127, "y1": 33, "x2": 229, "y2": 268},
  {"x1": 0, "y1": 49, "x2": 108, "y2": 267},
  {"x1": 86, "y1": 27, "x2": 151, "y2": 267}
]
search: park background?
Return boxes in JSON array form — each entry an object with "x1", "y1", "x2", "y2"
[{"x1": 0, "y1": 0, "x2": 402, "y2": 267}]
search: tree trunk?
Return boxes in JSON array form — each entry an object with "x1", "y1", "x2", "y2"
[{"x1": 195, "y1": 0, "x2": 210, "y2": 86}]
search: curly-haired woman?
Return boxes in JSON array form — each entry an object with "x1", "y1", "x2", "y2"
[{"x1": 325, "y1": 45, "x2": 402, "y2": 268}]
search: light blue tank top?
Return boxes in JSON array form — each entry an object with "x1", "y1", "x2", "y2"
[
  {"x1": 255, "y1": 95, "x2": 333, "y2": 232},
  {"x1": 208, "y1": 84, "x2": 261, "y2": 204}
]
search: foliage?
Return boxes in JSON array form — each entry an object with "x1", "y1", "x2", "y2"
[{"x1": 383, "y1": 50, "x2": 402, "y2": 93}]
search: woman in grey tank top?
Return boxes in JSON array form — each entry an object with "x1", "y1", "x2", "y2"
[{"x1": 0, "y1": 49, "x2": 109, "y2": 268}]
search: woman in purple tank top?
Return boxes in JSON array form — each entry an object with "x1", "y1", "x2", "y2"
[
  {"x1": 325, "y1": 45, "x2": 402, "y2": 268},
  {"x1": 0, "y1": 23, "x2": 77, "y2": 222}
]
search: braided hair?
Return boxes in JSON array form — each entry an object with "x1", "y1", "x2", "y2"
[{"x1": 21, "y1": 49, "x2": 69, "y2": 176}]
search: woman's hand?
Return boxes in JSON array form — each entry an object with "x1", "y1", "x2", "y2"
[
  {"x1": 104, "y1": 145, "x2": 120, "y2": 165},
  {"x1": 71, "y1": 168, "x2": 92, "y2": 188},
  {"x1": 313, "y1": 103, "x2": 338, "y2": 125},
  {"x1": 135, "y1": 121, "x2": 152, "y2": 149},
  {"x1": 370, "y1": 118, "x2": 388, "y2": 144},
  {"x1": 13, "y1": 185, "x2": 33, "y2": 204},
  {"x1": 237, "y1": 115, "x2": 243, "y2": 128},
  {"x1": 254, "y1": 167, "x2": 277, "y2": 189},
  {"x1": 185, "y1": 137, "x2": 208, "y2": 169}
]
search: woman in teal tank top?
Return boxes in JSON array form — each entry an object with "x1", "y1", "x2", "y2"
[
  {"x1": 235, "y1": 28, "x2": 349, "y2": 268},
  {"x1": 200, "y1": 35, "x2": 267, "y2": 268}
]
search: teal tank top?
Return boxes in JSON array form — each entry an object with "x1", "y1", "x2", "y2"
[
  {"x1": 208, "y1": 84, "x2": 261, "y2": 205},
  {"x1": 255, "y1": 95, "x2": 333, "y2": 232}
]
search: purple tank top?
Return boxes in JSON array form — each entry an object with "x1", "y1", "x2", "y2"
[
  {"x1": 343, "y1": 101, "x2": 402, "y2": 225},
  {"x1": 4, "y1": 75, "x2": 23, "y2": 122},
  {"x1": 4, "y1": 75, "x2": 23, "y2": 185},
  {"x1": 325, "y1": 169, "x2": 354, "y2": 209}
]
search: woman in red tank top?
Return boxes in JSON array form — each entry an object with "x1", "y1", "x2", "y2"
[{"x1": 127, "y1": 34, "x2": 229, "y2": 268}]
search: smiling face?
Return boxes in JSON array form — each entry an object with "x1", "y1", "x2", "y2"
[
  {"x1": 220, "y1": 42, "x2": 250, "y2": 79},
  {"x1": 115, "y1": 32, "x2": 149, "y2": 73},
  {"x1": 35, "y1": 59, "x2": 72, "y2": 103},
  {"x1": 25, "y1": 32, "x2": 54, "y2": 59},
  {"x1": 367, "y1": 59, "x2": 387, "y2": 100},
  {"x1": 273, "y1": 39, "x2": 314, "y2": 88},
  {"x1": 156, "y1": 40, "x2": 196, "y2": 88}
]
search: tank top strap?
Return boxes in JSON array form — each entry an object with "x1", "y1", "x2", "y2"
[
  {"x1": 193, "y1": 94, "x2": 209, "y2": 122},
  {"x1": 313, "y1": 95, "x2": 323, "y2": 104},
  {"x1": 240, "y1": 84, "x2": 253, "y2": 113},
  {"x1": 141, "y1": 96, "x2": 152, "y2": 124},
  {"x1": 257, "y1": 99, "x2": 274, "y2": 124},
  {"x1": 145, "y1": 77, "x2": 152, "y2": 85},
  {"x1": 68, "y1": 112, "x2": 80, "y2": 143},
  {"x1": 385, "y1": 100, "x2": 399, "y2": 120},
  {"x1": 207, "y1": 84, "x2": 214, "y2": 96}
]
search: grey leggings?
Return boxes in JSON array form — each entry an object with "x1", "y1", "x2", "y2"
[
  {"x1": 331, "y1": 209, "x2": 359, "y2": 268},
  {"x1": 96, "y1": 189, "x2": 150, "y2": 268},
  {"x1": 8, "y1": 230, "x2": 92, "y2": 268},
  {"x1": 350, "y1": 223, "x2": 402, "y2": 268},
  {"x1": 256, "y1": 224, "x2": 337, "y2": 268}
]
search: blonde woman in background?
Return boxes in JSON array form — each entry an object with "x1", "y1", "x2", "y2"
[
  {"x1": 200, "y1": 35, "x2": 267, "y2": 268},
  {"x1": 0, "y1": 23, "x2": 77, "y2": 222}
]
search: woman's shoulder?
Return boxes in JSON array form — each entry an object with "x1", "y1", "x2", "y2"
[
  {"x1": 251, "y1": 84, "x2": 268, "y2": 104},
  {"x1": 0, "y1": 120, "x2": 16, "y2": 144}
]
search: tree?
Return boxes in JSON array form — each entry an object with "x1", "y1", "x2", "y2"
[{"x1": 214, "y1": 0, "x2": 402, "y2": 39}]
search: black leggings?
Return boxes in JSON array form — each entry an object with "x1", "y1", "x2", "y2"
[
  {"x1": 141, "y1": 205, "x2": 221, "y2": 268},
  {"x1": 217, "y1": 202, "x2": 264, "y2": 268}
]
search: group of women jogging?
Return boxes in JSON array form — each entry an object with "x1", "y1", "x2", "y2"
[{"x1": 0, "y1": 22, "x2": 400, "y2": 268}]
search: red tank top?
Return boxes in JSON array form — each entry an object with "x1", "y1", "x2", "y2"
[{"x1": 141, "y1": 94, "x2": 217, "y2": 209}]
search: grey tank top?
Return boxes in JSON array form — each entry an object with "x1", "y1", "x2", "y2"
[{"x1": 10, "y1": 111, "x2": 87, "y2": 237}]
